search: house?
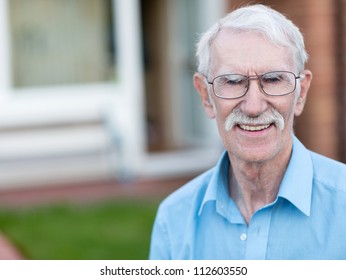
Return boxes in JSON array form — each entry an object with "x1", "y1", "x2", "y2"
[
  {"x1": 0, "y1": 0, "x2": 344, "y2": 191},
  {"x1": 0, "y1": 0, "x2": 225, "y2": 190}
]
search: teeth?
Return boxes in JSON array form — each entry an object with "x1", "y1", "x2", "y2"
[{"x1": 239, "y1": 124, "x2": 270, "y2": 131}]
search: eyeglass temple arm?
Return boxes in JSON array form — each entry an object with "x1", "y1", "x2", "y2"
[
  {"x1": 298, "y1": 73, "x2": 306, "y2": 80},
  {"x1": 203, "y1": 75, "x2": 213, "y2": 84}
]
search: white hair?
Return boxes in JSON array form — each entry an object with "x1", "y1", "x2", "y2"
[{"x1": 196, "y1": 4, "x2": 309, "y2": 77}]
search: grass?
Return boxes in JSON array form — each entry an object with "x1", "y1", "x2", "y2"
[{"x1": 0, "y1": 199, "x2": 160, "y2": 260}]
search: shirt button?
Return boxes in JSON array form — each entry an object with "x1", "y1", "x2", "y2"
[{"x1": 240, "y1": 233, "x2": 247, "y2": 241}]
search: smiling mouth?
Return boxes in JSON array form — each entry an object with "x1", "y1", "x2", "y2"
[{"x1": 238, "y1": 124, "x2": 272, "y2": 131}]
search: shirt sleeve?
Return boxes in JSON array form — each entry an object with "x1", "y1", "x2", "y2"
[{"x1": 149, "y1": 210, "x2": 171, "y2": 260}]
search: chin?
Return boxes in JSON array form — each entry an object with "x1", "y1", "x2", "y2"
[{"x1": 229, "y1": 143, "x2": 282, "y2": 164}]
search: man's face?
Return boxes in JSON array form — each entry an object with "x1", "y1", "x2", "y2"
[{"x1": 194, "y1": 30, "x2": 312, "y2": 164}]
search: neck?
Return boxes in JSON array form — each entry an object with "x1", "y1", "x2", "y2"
[{"x1": 229, "y1": 144, "x2": 292, "y2": 224}]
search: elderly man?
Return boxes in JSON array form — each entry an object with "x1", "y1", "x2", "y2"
[{"x1": 149, "y1": 4, "x2": 346, "y2": 259}]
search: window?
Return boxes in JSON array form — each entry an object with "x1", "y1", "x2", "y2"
[{"x1": 9, "y1": 0, "x2": 116, "y2": 88}]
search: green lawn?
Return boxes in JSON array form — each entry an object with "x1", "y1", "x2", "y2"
[{"x1": 0, "y1": 199, "x2": 160, "y2": 260}]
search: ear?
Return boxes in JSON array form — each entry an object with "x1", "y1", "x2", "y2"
[
  {"x1": 193, "y1": 73, "x2": 216, "y2": 119},
  {"x1": 294, "y1": 70, "x2": 312, "y2": 116}
]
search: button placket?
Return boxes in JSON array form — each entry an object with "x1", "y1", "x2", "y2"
[{"x1": 244, "y1": 209, "x2": 272, "y2": 259}]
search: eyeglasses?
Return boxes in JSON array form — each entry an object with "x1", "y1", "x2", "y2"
[{"x1": 207, "y1": 71, "x2": 302, "y2": 99}]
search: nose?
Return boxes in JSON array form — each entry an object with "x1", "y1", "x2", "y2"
[{"x1": 239, "y1": 78, "x2": 268, "y2": 117}]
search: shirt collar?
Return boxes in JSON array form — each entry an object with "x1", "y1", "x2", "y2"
[
  {"x1": 198, "y1": 135, "x2": 313, "y2": 217},
  {"x1": 277, "y1": 135, "x2": 313, "y2": 216},
  {"x1": 198, "y1": 150, "x2": 229, "y2": 216}
]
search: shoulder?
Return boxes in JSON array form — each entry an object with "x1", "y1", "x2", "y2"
[
  {"x1": 149, "y1": 167, "x2": 217, "y2": 260},
  {"x1": 153, "y1": 149, "x2": 229, "y2": 234},
  {"x1": 157, "y1": 167, "x2": 214, "y2": 216},
  {"x1": 310, "y1": 151, "x2": 346, "y2": 193}
]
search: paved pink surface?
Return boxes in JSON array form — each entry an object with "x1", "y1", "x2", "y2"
[{"x1": 0, "y1": 233, "x2": 24, "y2": 260}]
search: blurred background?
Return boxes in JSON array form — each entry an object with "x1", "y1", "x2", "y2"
[{"x1": 0, "y1": 0, "x2": 344, "y2": 259}]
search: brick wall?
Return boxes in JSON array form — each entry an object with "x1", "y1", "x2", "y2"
[
  {"x1": 226, "y1": 0, "x2": 344, "y2": 161},
  {"x1": 335, "y1": 0, "x2": 346, "y2": 162}
]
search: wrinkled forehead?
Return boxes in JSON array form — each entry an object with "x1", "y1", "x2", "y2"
[{"x1": 209, "y1": 28, "x2": 296, "y2": 76}]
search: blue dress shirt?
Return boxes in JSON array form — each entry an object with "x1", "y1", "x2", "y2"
[{"x1": 149, "y1": 136, "x2": 346, "y2": 259}]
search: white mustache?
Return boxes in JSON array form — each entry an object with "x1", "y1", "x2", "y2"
[{"x1": 224, "y1": 108, "x2": 285, "y2": 131}]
